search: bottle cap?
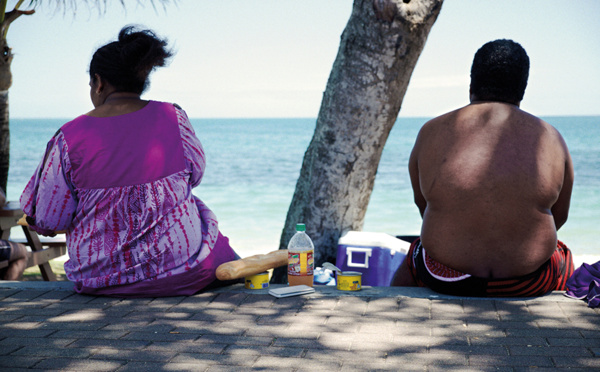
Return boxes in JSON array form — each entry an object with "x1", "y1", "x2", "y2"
[{"x1": 295, "y1": 223, "x2": 306, "y2": 232}]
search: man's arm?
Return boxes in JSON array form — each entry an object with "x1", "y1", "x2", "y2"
[
  {"x1": 408, "y1": 136, "x2": 427, "y2": 218},
  {"x1": 551, "y1": 140, "x2": 574, "y2": 230}
]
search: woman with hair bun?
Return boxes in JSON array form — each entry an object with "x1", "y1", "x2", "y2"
[{"x1": 20, "y1": 26, "x2": 239, "y2": 297}]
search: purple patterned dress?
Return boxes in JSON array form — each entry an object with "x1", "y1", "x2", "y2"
[{"x1": 20, "y1": 101, "x2": 237, "y2": 297}]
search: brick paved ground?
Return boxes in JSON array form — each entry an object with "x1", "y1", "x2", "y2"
[{"x1": 0, "y1": 282, "x2": 598, "y2": 371}]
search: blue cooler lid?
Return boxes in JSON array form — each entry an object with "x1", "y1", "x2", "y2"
[{"x1": 338, "y1": 231, "x2": 410, "y2": 255}]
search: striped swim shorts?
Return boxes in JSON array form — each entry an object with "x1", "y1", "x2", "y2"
[{"x1": 406, "y1": 238, "x2": 574, "y2": 297}]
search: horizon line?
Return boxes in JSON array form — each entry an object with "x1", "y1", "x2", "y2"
[{"x1": 9, "y1": 114, "x2": 600, "y2": 121}]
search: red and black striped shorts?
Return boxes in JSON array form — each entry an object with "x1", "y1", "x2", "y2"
[{"x1": 407, "y1": 238, "x2": 574, "y2": 297}]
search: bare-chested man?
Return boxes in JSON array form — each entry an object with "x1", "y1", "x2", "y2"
[{"x1": 392, "y1": 39, "x2": 575, "y2": 297}]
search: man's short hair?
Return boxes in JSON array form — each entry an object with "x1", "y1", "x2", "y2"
[{"x1": 470, "y1": 39, "x2": 530, "y2": 105}]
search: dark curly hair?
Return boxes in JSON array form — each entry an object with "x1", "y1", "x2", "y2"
[
  {"x1": 470, "y1": 39, "x2": 530, "y2": 105},
  {"x1": 89, "y1": 25, "x2": 173, "y2": 94}
]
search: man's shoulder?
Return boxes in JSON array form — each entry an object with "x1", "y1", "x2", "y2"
[
  {"x1": 418, "y1": 108, "x2": 463, "y2": 136},
  {"x1": 427, "y1": 106, "x2": 466, "y2": 124},
  {"x1": 518, "y1": 111, "x2": 566, "y2": 143}
]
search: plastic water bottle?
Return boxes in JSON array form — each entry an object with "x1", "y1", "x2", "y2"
[{"x1": 287, "y1": 223, "x2": 314, "y2": 287}]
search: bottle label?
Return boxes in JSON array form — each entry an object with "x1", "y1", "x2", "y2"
[{"x1": 288, "y1": 251, "x2": 314, "y2": 276}]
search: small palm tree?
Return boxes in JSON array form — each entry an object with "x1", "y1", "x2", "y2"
[{"x1": 0, "y1": 0, "x2": 175, "y2": 195}]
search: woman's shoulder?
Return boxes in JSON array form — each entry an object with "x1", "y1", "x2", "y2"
[
  {"x1": 60, "y1": 114, "x2": 90, "y2": 132},
  {"x1": 149, "y1": 100, "x2": 182, "y2": 109},
  {"x1": 63, "y1": 101, "x2": 185, "y2": 132},
  {"x1": 144, "y1": 101, "x2": 189, "y2": 120}
]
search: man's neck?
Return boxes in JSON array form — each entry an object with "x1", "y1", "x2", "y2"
[{"x1": 469, "y1": 95, "x2": 521, "y2": 108}]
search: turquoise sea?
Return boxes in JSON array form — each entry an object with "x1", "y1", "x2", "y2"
[{"x1": 7, "y1": 116, "x2": 600, "y2": 265}]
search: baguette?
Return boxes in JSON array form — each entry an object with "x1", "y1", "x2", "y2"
[{"x1": 216, "y1": 249, "x2": 288, "y2": 280}]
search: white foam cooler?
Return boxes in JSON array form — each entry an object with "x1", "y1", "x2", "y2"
[{"x1": 336, "y1": 231, "x2": 411, "y2": 287}]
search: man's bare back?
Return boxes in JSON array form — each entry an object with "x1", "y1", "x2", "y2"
[
  {"x1": 410, "y1": 101, "x2": 574, "y2": 278},
  {"x1": 392, "y1": 39, "x2": 574, "y2": 295}
]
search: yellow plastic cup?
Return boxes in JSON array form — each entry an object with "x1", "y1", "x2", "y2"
[
  {"x1": 245, "y1": 272, "x2": 270, "y2": 289},
  {"x1": 336, "y1": 271, "x2": 362, "y2": 291}
]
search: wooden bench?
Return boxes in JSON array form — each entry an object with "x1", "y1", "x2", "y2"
[{"x1": 0, "y1": 201, "x2": 67, "y2": 281}]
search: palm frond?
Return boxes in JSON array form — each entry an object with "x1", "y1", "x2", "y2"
[
  {"x1": 2, "y1": 1, "x2": 34, "y2": 39},
  {"x1": 24, "y1": 0, "x2": 177, "y2": 17},
  {"x1": 1, "y1": 0, "x2": 177, "y2": 38},
  {"x1": 0, "y1": 0, "x2": 9, "y2": 23}
]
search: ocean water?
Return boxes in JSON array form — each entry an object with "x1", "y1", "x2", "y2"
[{"x1": 7, "y1": 116, "x2": 600, "y2": 264}]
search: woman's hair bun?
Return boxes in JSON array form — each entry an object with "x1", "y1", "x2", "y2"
[
  {"x1": 89, "y1": 25, "x2": 174, "y2": 94},
  {"x1": 118, "y1": 26, "x2": 172, "y2": 83}
]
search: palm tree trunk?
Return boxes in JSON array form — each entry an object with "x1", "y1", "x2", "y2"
[
  {"x1": 272, "y1": 0, "x2": 443, "y2": 283},
  {"x1": 0, "y1": 34, "x2": 12, "y2": 195},
  {"x1": 0, "y1": 6, "x2": 36, "y2": 196}
]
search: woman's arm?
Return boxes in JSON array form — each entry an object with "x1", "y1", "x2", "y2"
[
  {"x1": 176, "y1": 105, "x2": 206, "y2": 188},
  {"x1": 20, "y1": 131, "x2": 77, "y2": 236}
]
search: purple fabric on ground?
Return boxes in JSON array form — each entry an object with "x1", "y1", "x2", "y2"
[
  {"x1": 565, "y1": 261, "x2": 600, "y2": 308},
  {"x1": 588, "y1": 280, "x2": 600, "y2": 308}
]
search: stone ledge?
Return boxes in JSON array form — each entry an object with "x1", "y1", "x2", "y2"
[
  {"x1": 217, "y1": 283, "x2": 575, "y2": 302},
  {"x1": 0, "y1": 281, "x2": 575, "y2": 302},
  {"x1": 0, "y1": 280, "x2": 74, "y2": 291}
]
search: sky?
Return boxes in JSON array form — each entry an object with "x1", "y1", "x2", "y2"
[{"x1": 6, "y1": 0, "x2": 600, "y2": 119}]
